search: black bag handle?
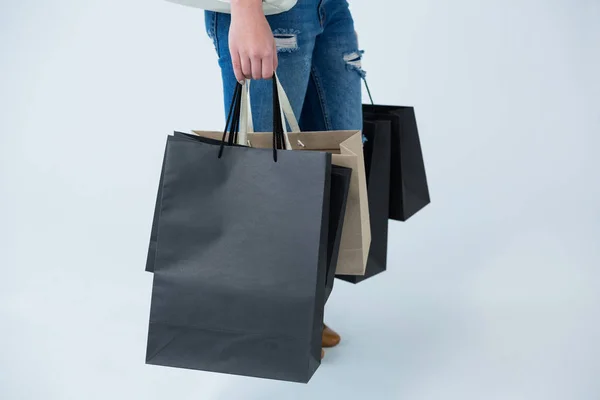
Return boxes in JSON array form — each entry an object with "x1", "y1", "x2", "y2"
[
  {"x1": 218, "y1": 76, "x2": 287, "y2": 162},
  {"x1": 218, "y1": 83, "x2": 242, "y2": 158},
  {"x1": 363, "y1": 76, "x2": 374, "y2": 105}
]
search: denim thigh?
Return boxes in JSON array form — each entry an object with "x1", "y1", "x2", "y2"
[{"x1": 300, "y1": 0, "x2": 363, "y2": 132}]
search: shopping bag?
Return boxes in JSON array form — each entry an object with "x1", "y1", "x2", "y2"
[
  {"x1": 145, "y1": 134, "x2": 351, "y2": 295},
  {"x1": 362, "y1": 104, "x2": 430, "y2": 221},
  {"x1": 144, "y1": 133, "x2": 241, "y2": 273},
  {"x1": 324, "y1": 165, "x2": 352, "y2": 301},
  {"x1": 195, "y1": 130, "x2": 370, "y2": 276},
  {"x1": 146, "y1": 79, "x2": 331, "y2": 383},
  {"x1": 193, "y1": 78, "x2": 370, "y2": 276},
  {"x1": 337, "y1": 118, "x2": 392, "y2": 283}
]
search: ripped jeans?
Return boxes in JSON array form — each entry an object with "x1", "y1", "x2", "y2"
[{"x1": 204, "y1": 0, "x2": 364, "y2": 132}]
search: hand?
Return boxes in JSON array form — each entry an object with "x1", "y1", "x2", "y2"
[{"x1": 230, "y1": 0, "x2": 278, "y2": 82}]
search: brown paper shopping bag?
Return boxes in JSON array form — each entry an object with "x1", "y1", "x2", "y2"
[{"x1": 193, "y1": 129, "x2": 371, "y2": 276}]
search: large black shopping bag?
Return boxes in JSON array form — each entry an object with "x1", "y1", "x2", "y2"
[
  {"x1": 144, "y1": 132, "x2": 240, "y2": 273},
  {"x1": 145, "y1": 133, "x2": 351, "y2": 303},
  {"x1": 146, "y1": 83, "x2": 352, "y2": 282},
  {"x1": 362, "y1": 104, "x2": 430, "y2": 221},
  {"x1": 146, "y1": 80, "x2": 333, "y2": 383},
  {"x1": 337, "y1": 119, "x2": 392, "y2": 283},
  {"x1": 146, "y1": 133, "x2": 351, "y2": 300}
]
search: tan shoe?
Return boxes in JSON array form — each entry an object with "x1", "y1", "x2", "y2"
[
  {"x1": 321, "y1": 348, "x2": 325, "y2": 359},
  {"x1": 322, "y1": 324, "x2": 341, "y2": 348}
]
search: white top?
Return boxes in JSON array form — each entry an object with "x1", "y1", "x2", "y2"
[{"x1": 164, "y1": 0, "x2": 298, "y2": 15}]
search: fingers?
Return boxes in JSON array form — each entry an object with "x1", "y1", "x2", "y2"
[
  {"x1": 251, "y1": 55, "x2": 263, "y2": 80},
  {"x1": 262, "y1": 50, "x2": 276, "y2": 80},
  {"x1": 253, "y1": 47, "x2": 275, "y2": 79},
  {"x1": 241, "y1": 56, "x2": 252, "y2": 81},
  {"x1": 232, "y1": 46, "x2": 277, "y2": 81},
  {"x1": 262, "y1": 59, "x2": 272, "y2": 81},
  {"x1": 231, "y1": 52, "x2": 245, "y2": 83}
]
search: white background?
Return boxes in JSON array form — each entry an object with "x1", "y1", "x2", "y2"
[{"x1": 1, "y1": 0, "x2": 599, "y2": 399}]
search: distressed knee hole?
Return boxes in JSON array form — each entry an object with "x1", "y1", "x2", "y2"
[
  {"x1": 273, "y1": 29, "x2": 300, "y2": 53},
  {"x1": 343, "y1": 50, "x2": 366, "y2": 78}
]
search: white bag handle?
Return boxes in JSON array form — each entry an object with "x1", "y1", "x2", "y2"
[
  {"x1": 238, "y1": 82, "x2": 253, "y2": 143},
  {"x1": 238, "y1": 73, "x2": 299, "y2": 149}
]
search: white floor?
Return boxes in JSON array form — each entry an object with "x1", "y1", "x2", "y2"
[{"x1": 1, "y1": 0, "x2": 599, "y2": 399}]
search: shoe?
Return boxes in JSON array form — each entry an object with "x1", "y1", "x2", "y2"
[
  {"x1": 322, "y1": 324, "x2": 341, "y2": 348},
  {"x1": 321, "y1": 348, "x2": 325, "y2": 359}
]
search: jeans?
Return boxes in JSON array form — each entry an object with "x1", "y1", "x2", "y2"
[{"x1": 204, "y1": 0, "x2": 364, "y2": 133}]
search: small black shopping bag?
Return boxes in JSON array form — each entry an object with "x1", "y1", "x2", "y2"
[
  {"x1": 337, "y1": 119, "x2": 392, "y2": 284},
  {"x1": 145, "y1": 79, "x2": 332, "y2": 383},
  {"x1": 362, "y1": 104, "x2": 430, "y2": 221},
  {"x1": 324, "y1": 166, "x2": 352, "y2": 301}
]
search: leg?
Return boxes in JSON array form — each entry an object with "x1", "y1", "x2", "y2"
[
  {"x1": 299, "y1": 0, "x2": 364, "y2": 132},
  {"x1": 205, "y1": 3, "x2": 322, "y2": 132},
  {"x1": 300, "y1": 0, "x2": 364, "y2": 349}
]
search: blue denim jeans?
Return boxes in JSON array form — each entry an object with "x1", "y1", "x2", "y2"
[{"x1": 205, "y1": 0, "x2": 364, "y2": 133}]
